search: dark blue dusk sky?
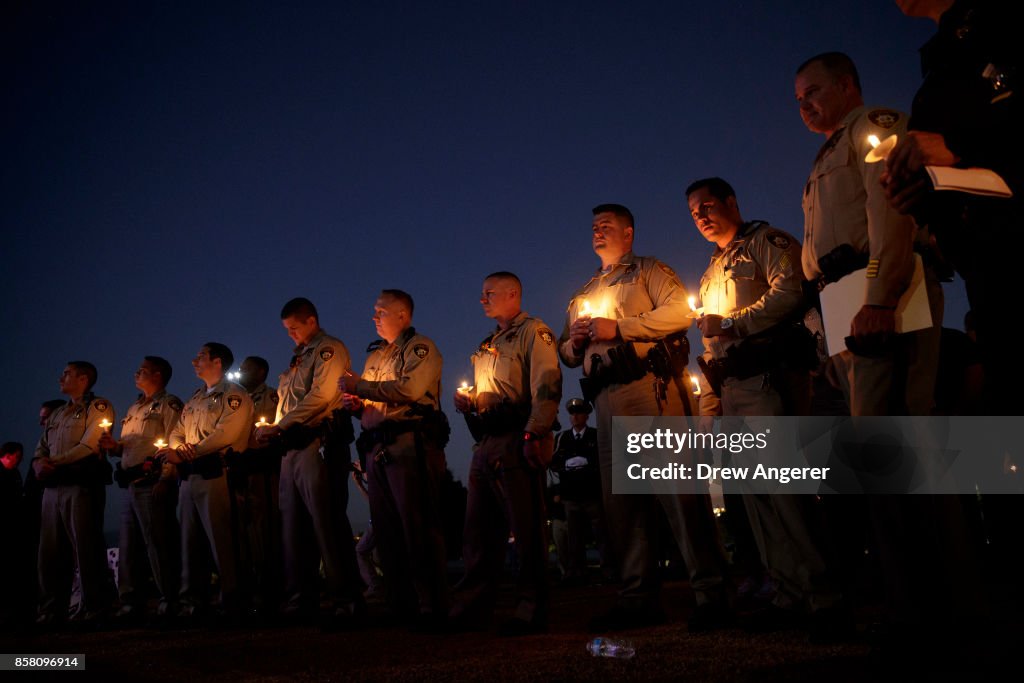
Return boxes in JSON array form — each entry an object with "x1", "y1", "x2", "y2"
[{"x1": 2, "y1": 1, "x2": 961, "y2": 531}]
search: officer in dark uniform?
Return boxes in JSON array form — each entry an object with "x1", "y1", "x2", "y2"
[
  {"x1": 550, "y1": 398, "x2": 608, "y2": 586},
  {"x1": 884, "y1": 0, "x2": 1022, "y2": 415}
]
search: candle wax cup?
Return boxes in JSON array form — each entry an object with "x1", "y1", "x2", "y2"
[{"x1": 864, "y1": 134, "x2": 898, "y2": 163}]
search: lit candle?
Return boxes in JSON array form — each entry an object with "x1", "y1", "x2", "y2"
[
  {"x1": 99, "y1": 419, "x2": 112, "y2": 432},
  {"x1": 691, "y1": 376, "x2": 701, "y2": 396},
  {"x1": 579, "y1": 299, "x2": 593, "y2": 318},
  {"x1": 255, "y1": 416, "x2": 269, "y2": 428},
  {"x1": 153, "y1": 438, "x2": 168, "y2": 449},
  {"x1": 457, "y1": 381, "x2": 473, "y2": 395},
  {"x1": 687, "y1": 295, "x2": 705, "y2": 319},
  {"x1": 864, "y1": 133, "x2": 898, "y2": 163}
]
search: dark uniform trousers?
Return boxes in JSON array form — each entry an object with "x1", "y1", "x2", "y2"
[
  {"x1": 454, "y1": 432, "x2": 550, "y2": 625},
  {"x1": 367, "y1": 430, "x2": 448, "y2": 617},
  {"x1": 119, "y1": 478, "x2": 179, "y2": 607},
  {"x1": 595, "y1": 372, "x2": 728, "y2": 610},
  {"x1": 279, "y1": 437, "x2": 361, "y2": 608},
  {"x1": 179, "y1": 472, "x2": 238, "y2": 608},
  {"x1": 722, "y1": 370, "x2": 840, "y2": 612},
  {"x1": 38, "y1": 484, "x2": 112, "y2": 618}
]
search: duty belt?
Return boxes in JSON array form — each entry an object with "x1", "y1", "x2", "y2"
[
  {"x1": 41, "y1": 457, "x2": 112, "y2": 488},
  {"x1": 115, "y1": 459, "x2": 161, "y2": 488},
  {"x1": 177, "y1": 452, "x2": 225, "y2": 480}
]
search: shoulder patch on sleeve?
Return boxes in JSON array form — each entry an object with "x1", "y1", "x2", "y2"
[
  {"x1": 227, "y1": 394, "x2": 243, "y2": 410},
  {"x1": 168, "y1": 397, "x2": 183, "y2": 411},
  {"x1": 538, "y1": 328, "x2": 555, "y2": 346},
  {"x1": 765, "y1": 231, "x2": 792, "y2": 250},
  {"x1": 319, "y1": 346, "x2": 335, "y2": 361},
  {"x1": 412, "y1": 344, "x2": 430, "y2": 359},
  {"x1": 867, "y1": 109, "x2": 901, "y2": 129},
  {"x1": 93, "y1": 400, "x2": 109, "y2": 413}
]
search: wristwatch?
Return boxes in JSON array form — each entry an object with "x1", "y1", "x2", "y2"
[{"x1": 720, "y1": 316, "x2": 734, "y2": 331}]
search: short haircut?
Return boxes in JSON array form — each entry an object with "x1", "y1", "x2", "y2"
[
  {"x1": 280, "y1": 297, "x2": 319, "y2": 322},
  {"x1": 244, "y1": 356, "x2": 269, "y2": 376},
  {"x1": 796, "y1": 51, "x2": 862, "y2": 94},
  {"x1": 484, "y1": 271, "x2": 523, "y2": 294},
  {"x1": 42, "y1": 399, "x2": 66, "y2": 412},
  {"x1": 144, "y1": 355, "x2": 173, "y2": 386},
  {"x1": 685, "y1": 177, "x2": 737, "y2": 204},
  {"x1": 68, "y1": 361, "x2": 98, "y2": 389},
  {"x1": 380, "y1": 289, "x2": 415, "y2": 316},
  {"x1": 592, "y1": 203, "x2": 635, "y2": 230},
  {"x1": 203, "y1": 342, "x2": 234, "y2": 372},
  {"x1": 1, "y1": 441, "x2": 23, "y2": 455}
]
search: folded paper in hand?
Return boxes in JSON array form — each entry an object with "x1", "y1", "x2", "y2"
[
  {"x1": 819, "y1": 254, "x2": 932, "y2": 355},
  {"x1": 926, "y1": 166, "x2": 1013, "y2": 198}
]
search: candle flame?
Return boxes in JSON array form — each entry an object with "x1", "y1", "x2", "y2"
[
  {"x1": 580, "y1": 299, "x2": 593, "y2": 316},
  {"x1": 691, "y1": 376, "x2": 701, "y2": 395},
  {"x1": 153, "y1": 438, "x2": 167, "y2": 449},
  {"x1": 868, "y1": 134, "x2": 881, "y2": 148},
  {"x1": 688, "y1": 296, "x2": 697, "y2": 312}
]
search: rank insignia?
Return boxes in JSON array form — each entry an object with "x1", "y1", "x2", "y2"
[
  {"x1": 227, "y1": 395, "x2": 242, "y2": 410},
  {"x1": 413, "y1": 344, "x2": 429, "y2": 359},
  {"x1": 93, "y1": 400, "x2": 109, "y2": 412},
  {"x1": 765, "y1": 232, "x2": 791, "y2": 250},
  {"x1": 867, "y1": 109, "x2": 900, "y2": 129},
  {"x1": 538, "y1": 329, "x2": 554, "y2": 345},
  {"x1": 320, "y1": 346, "x2": 335, "y2": 361}
]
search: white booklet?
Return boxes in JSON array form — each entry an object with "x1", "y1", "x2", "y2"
[
  {"x1": 926, "y1": 166, "x2": 1013, "y2": 198},
  {"x1": 819, "y1": 254, "x2": 932, "y2": 355}
]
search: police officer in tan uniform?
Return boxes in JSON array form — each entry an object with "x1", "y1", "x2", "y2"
[
  {"x1": 161, "y1": 342, "x2": 253, "y2": 617},
  {"x1": 238, "y1": 355, "x2": 283, "y2": 615},
  {"x1": 796, "y1": 52, "x2": 942, "y2": 416},
  {"x1": 451, "y1": 272, "x2": 562, "y2": 636},
  {"x1": 33, "y1": 361, "x2": 115, "y2": 626},
  {"x1": 255, "y1": 297, "x2": 363, "y2": 622},
  {"x1": 339, "y1": 289, "x2": 448, "y2": 628},
  {"x1": 558, "y1": 204, "x2": 731, "y2": 633},
  {"x1": 687, "y1": 177, "x2": 846, "y2": 639},
  {"x1": 100, "y1": 356, "x2": 182, "y2": 620}
]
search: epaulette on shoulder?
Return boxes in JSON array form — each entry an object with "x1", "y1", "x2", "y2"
[{"x1": 366, "y1": 339, "x2": 386, "y2": 353}]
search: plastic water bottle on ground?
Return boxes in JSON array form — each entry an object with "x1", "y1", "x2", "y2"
[{"x1": 586, "y1": 637, "x2": 636, "y2": 659}]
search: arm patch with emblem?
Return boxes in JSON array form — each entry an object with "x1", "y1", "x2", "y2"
[
  {"x1": 227, "y1": 394, "x2": 242, "y2": 410},
  {"x1": 320, "y1": 346, "x2": 335, "y2": 361},
  {"x1": 538, "y1": 328, "x2": 554, "y2": 345},
  {"x1": 93, "y1": 400, "x2": 109, "y2": 412},
  {"x1": 867, "y1": 109, "x2": 901, "y2": 129},
  {"x1": 765, "y1": 231, "x2": 791, "y2": 250},
  {"x1": 412, "y1": 344, "x2": 430, "y2": 359}
]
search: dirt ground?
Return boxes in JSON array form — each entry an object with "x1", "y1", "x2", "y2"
[{"x1": 2, "y1": 576, "x2": 1015, "y2": 682}]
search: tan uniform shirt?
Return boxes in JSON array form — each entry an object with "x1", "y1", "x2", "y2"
[
  {"x1": 558, "y1": 251, "x2": 692, "y2": 375},
  {"x1": 801, "y1": 105, "x2": 915, "y2": 308},
  {"x1": 120, "y1": 389, "x2": 183, "y2": 468},
  {"x1": 247, "y1": 383, "x2": 279, "y2": 449},
  {"x1": 472, "y1": 311, "x2": 562, "y2": 437},
  {"x1": 170, "y1": 380, "x2": 253, "y2": 456},
  {"x1": 34, "y1": 393, "x2": 116, "y2": 466},
  {"x1": 276, "y1": 329, "x2": 348, "y2": 429},
  {"x1": 355, "y1": 327, "x2": 442, "y2": 430},
  {"x1": 698, "y1": 222, "x2": 805, "y2": 359}
]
